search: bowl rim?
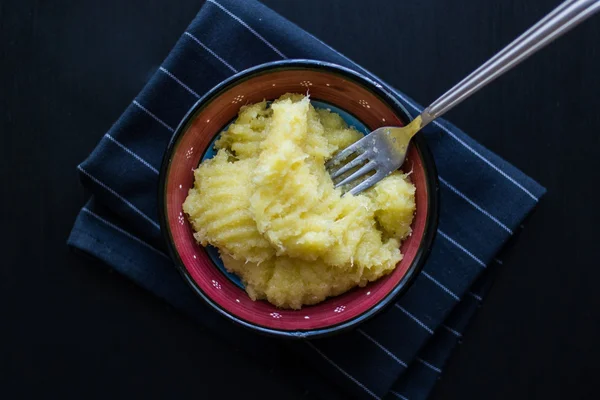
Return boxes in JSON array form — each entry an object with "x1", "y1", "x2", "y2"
[{"x1": 158, "y1": 59, "x2": 439, "y2": 339}]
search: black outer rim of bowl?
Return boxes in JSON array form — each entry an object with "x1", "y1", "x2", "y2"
[{"x1": 158, "y1": 59, "x2": 440, "y2": 340}]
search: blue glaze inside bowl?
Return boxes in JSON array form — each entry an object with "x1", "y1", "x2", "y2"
[{"x1": 201, "y1": 100, "x2": 369, "y2": 290}]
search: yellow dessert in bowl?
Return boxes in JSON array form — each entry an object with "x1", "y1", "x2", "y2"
[{"x1": 183, "y1": 94, "x2": 416, "y2": 309}]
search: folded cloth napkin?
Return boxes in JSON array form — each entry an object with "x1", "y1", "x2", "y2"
[{"x1": 67, "y1": 0, "x2": 546, "y2": 399}]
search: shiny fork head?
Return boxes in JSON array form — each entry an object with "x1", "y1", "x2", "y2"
[{"x1": 326, "y1": 116, "x2": 423, "y2": 196}]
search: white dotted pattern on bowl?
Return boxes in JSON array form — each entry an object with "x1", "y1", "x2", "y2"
[
  {"x1": 334, "y1": 306, "x2": 346, "y2": 313},
  {"x1": 185, "y1": 147, "x2": 194, "y2": 159},
  {"x1": 211, "y1": 280, "x2": 221, "y2": 290},
  {"x1": 231, "y1": 94, "x2": 245, "y2": 104},
  {"x1": 270, "y1": 312, "x2": 282, "y2": 319}
]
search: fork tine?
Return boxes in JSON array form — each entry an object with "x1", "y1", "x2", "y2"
[
  {"x1": 334, "y1": 160, "x2": 377, "y2": 189},
  {"x1": 325, "y1": 140, "x2": 364, "y2": 169},
  {"x1": 347, "y1": 171, "x2": 387, "y2": 196},
  {"x1": 329, "y1": 152, "x2": 369, "y2": 179}
]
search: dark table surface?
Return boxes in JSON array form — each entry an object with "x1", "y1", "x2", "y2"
[{"x1": 2, "y1": 0, "x2": 599, "y2": 399}]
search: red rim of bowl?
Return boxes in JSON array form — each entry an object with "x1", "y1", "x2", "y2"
[{"x1": 158, "y1": 60, "x2": 439, "y2": 339}]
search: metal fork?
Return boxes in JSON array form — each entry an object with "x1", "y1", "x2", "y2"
[{"x1": 327, "y1": 0, "x2": 600, "y2": 195}]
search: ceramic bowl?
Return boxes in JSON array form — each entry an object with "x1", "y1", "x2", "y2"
[{"x1": 159, "y1": 60, "x2": 439, "y2": 338}]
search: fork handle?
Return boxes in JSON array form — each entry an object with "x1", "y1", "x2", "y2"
[{"x1": 419, "y1": 0, "x2": 600, "y2": 127}]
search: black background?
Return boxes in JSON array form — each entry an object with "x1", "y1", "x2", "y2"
[{"x1": 2, "y1": 0, "x2": 599, "y2": 399}]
